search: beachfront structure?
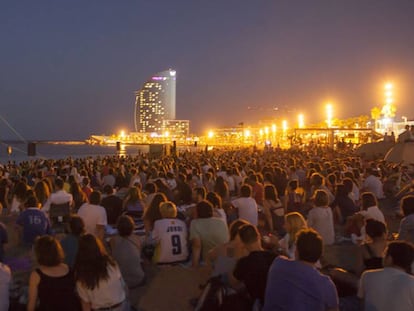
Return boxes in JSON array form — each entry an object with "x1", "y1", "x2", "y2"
[
  {"x1": 162, "y1": 119, "x2": 190, "y2": 138},
  {"x1": 134, "y1": 69, "x2": 176, "y2": 134}
]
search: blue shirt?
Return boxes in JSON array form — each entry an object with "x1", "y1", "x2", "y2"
[
  {"x1": 263, "y1": 256, "x2": 338, "y2": 311},
  {"x1": 16, "y1": 208, "x2": 51, "y2": 245}
]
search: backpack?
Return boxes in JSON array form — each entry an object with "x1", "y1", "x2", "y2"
[{"x1": 194, "y1": 276, "x2": 228, "y2": 311}]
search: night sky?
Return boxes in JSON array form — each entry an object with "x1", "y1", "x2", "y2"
[{"x1": 1, "y1": 0, "x2": 414, "y2": 140}]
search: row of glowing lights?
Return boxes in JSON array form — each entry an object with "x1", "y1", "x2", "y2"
[
  {"x1": 207, "y1": 81, "x2": 395, "y2": 138},
  {"x1": 119, "y1": 81, "x2": 394, "y2": 139},
  {"x1": 208, "y1": 116, "x2": 302, "y2": 139}
]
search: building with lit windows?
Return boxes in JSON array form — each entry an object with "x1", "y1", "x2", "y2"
[
  {"x1": 134, "y1": 69, "x2": 176, "y2": 134},
  {"x1": 162, "y1": 119, "x2": 190, "y2": 138}
]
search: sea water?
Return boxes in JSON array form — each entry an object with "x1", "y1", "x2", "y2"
[{"x1": 0, "y1": 142, "x2": 148, "y2": 164}]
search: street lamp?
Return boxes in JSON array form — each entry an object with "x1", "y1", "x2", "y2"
[
  {"x1": 298, "y1": 114, "x2": 305, "y2": 128},
  {"x1": 326, "y1": 104, "x2": 333, "y2": 128}
]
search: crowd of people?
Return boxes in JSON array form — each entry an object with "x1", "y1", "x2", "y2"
[{"x1": 0, "y1": 144, "x2": 414, "y2": 310}]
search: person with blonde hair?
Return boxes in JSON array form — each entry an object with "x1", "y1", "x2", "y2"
[
  {"x1": 152, "y1": 201, "x2": 189, "y2": 264},
  {"x1": 278, "y1": 212, "x2": 308, "y2": 259},
  {"x1": 307, "y1": 189, "x2": 335, "y2": 245}
]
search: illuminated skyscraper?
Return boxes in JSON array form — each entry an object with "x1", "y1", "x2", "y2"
[{"x1": 134, "y1": 69, "x2": 176, "y2": 134}]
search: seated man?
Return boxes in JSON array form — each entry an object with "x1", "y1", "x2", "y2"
[
  {"x1": 152, "y1": 201, "x2": 189, "y2": 264},
  {"x1": 263, "y1": 229, "x2": 339, "y2": 311},
  {"x1": 77, "y1": 191, "x2": 107, "y2": 241},
  {"x1": 16, "y1": 196, "x2": 51, "y2": 247},
  {"x1": 41, "y1": 177, "x2": 73, "y2": 214},
  {"x1": 358, "y1": 241, "x2": 414, "y2": 311},
  {"x1": 232, "y1": 224, "x2": 276, "y2": 308}
]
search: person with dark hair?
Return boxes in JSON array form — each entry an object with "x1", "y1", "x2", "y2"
[
  {"x1": 206, "y1": 191, "x2": 227, "y2": 222},
  {"x1": 70, "y1": 182, "x2": 88, "y2": 213},
  {"x1": 41, "y1": 177, "x2": 73, "y2": 214},
  {"x1": 190, "y1": 200, "x2": 229, "y2": 267},
  {"x1": 75, "y1": 234, "x2": 128, "y2": 311},
  {"x1": 101, "y1": 184, "x2": 124, "y2": 225},
  {"x1": 16, "y1": 196, "x2": 51, "y2": 247},
  {"x1": 262, "y1": 184, "x2": 284, "y2": 234},
  {"x1": 231, "y1": 184, "x2": 258, "y2": 226},
  {"x1": 247, "y1": 174, "x2": 264, "y2": 208},
  {"x1": 331, "y1": 183, "x2": 359, "y2": 225},
  {"x1": 123, "y1": 187, "x2": 145, "y2": 215},
  {"x1": 142, "y1": 182, "x2": 157, "y2": 207},
  {"x1": 143, "y1": 192, "x2": 167, "y2": 233},
  {"x1": 34, "y1": 180, "x2": 51, "y2": 207},
  {"x1": 214, "y1": 176, "x2": 230, "y2": 203},
  {"x1": 192, "y1": 187, "x2": 206, "y2": 204},
  {"x1": 110, "y1": 215, "x2": 145, "y2": 290},
  {"x1": 359, "y1": 192, "x2": 385, "y2": 223},
  {"x1": 284, "y1": 179, "x2": 305, "y2": 214},
  {"x1": 358, "y1": 241, "x2": 414, "y2": 311},
  {"x1": 207, "y1": 219, "x2": 249, "y2": 281},
  {"x1": 81, "y1": 177, "x2": 93, "y2": 200},
  {"x1": 309, "y1": 172, "x2": 335, "y2": 205},
  {"x1": 398, "y1": 195, "x2": 414, "y2": 244},
  {"x1": 27, "y1": 236, "x2": 81, "y2": 311},
  {"x1": 263, "y1": 229, "x2": 339, "y2": 311},
  {"x1": 356, "y1": 219, "x2": 387, "y2": 275},
  {"x1": 10, "y1": 180, "x2": 28, "y2": 214},
  {"x1": 232, "y1": 224, "x2": 277, "y2": 308},
  {"x1": 362, "y1": 167, "x2": 384, "y2": 200},
  {"x1": 60, "y1": 215, "x2": 86, "y2": 268},
  {"x1": 77, "y1": 191, "x2": 107, "y2": 241}
]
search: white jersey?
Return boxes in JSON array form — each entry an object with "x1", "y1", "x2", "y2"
[{"x1": 152, "y1": 218, "x2": 188, "y2": 264}]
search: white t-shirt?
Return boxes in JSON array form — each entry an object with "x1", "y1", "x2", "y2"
[
  {"x1": 231, "y1": 197, "x2": 258, "y2": 226},
  {"x1": 363, "y1": 175, "x2": 385, "y2": 199},
  {"x1": 42, "y1": 190, "x2": 73, "y2": 213},
  {"x1": 77, "y1": 203, "x2": 108, "y2": 237},
  {"x1": 358, "y1": 267, "x2": 414, "y2": 311},
  {"x1": 152, "y1": 218, "x2": 189, "y2": 264},
  {"x1": 360, "y1": 206, "x2": 385, "y2": 223},
  {"x1": 307, "y1": 206, "x2": 335, "y2": 245},
  {"x1": 77, "y1": 264, "x2": 125, "y2": 309}
]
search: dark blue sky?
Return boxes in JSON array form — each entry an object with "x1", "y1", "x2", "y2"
[{"x1": 1, "y1": 0, "x2": 414, "y2": 139}]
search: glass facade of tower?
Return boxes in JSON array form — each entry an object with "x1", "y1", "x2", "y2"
[{"x1": 134, "y1": 70, "x2": 176, "y2": 134}]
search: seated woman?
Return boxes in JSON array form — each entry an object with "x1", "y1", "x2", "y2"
[
  {"x1": 278, "y1": 212, "x2": 308, "y2": 259},
  {"x1": 206, "y1": 191, "x2": 227, "y2": 223},
  {"x1": 152, "y1": 201, "x2": 189, "y2": 264},
  {"x1": 331, "y1": 183, "x2": 359, "y2": 225},
  {"x1": 307, "y1": 189, "x2": 335, "y2": 245},
  {"x1": 60, "y1": 215, "x2": 85, "y2": 268},
  {"x1": 206, "y1": 219, "x2": 249, "y2": 284},
  {"x1": 356, "y1": 219, "x2": 387, "y2": 276},
  {"x1": 27, "y1": 236, "x2": 81, "y2": 311},
  {"x1": 262, "y1": 184, "x2": 284, "y2": 235},
  {"x1": 110, "y1": 215, "x2": 145, "y2": 289},
  {"x1": 123, "y1": 187, "x2": 145, "y2": 216},
  {"x1": 75, "y1": 234, "x2": 128, "y2": 311}
]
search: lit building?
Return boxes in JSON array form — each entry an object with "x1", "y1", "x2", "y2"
[
  {"x1": 134, "y1": 69, "x2": 176, "y2": 134},
  {"x1": 162, "y1": 119, "x2": 190, "y2": 138}
]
